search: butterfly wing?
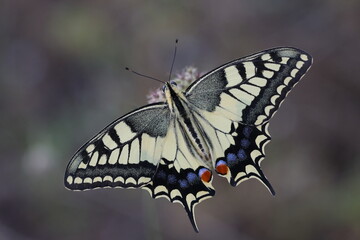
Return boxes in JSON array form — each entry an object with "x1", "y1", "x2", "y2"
[
  {"x1": 65, "y1": 47, "x2": 312, "y2": 232},
  {"x1": 65, "y1": 102, "x2": 215, "y2": 232},
  {"x1": 64, "y1": 103, "x2": 171, "y2": 190},
  {"x1": 186, "y1": 47, "x2": 312, "y2": 192},
  {"x1": 193, "y1": 110, "x2": 275, "y2": 194},
  {"x1": 142, "y1": 118, "x2": 215, "y2": 232},
  {"x1": 186, "y1": 47, "x2": 312, "y2": 125}
]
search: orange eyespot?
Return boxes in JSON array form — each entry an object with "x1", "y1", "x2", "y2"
[
  {"x1": 216, "y1": 164, "x2": 228, "y2": 175},
  {"x1": 215, "y1": 160, "x2": 228, "y2": 175},
  {"x1": 198, "y1": 168, "x2": 212, "y2": 183}
]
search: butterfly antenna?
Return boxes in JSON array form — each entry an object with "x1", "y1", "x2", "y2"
[
  {"x1": 168, "y1": 39, "x2": 178, "y2": 82},
  {"x1": 125, "y1": 67, "x2": 165, "y2": 83}
]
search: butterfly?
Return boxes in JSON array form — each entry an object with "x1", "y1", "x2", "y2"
[{"x1": 64, "y1": 47, "x2": 312, "y2": 232}]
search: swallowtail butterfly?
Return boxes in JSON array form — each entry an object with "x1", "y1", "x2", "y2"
[{"x1": 65, "y1": 47, "x2": 312, "y2": 232}]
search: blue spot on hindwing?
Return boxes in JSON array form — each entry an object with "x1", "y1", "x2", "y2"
[
  {"x1": 179, "y1": 179, "x2": 189, "y2": 188},
  {"x1": 240, "y1": 138, "x2": 250, "y2": 148},
  {"x1": 237, "y1": 149, "x2": 247, "y2": 160},
  {"x1": 167, "y1": 174, "x2": 176, "y2": 184},
  {"x1": 227, "y1": 153, "x2": 238, "y2": 165},
  {"x1": 198, "y1": 168, "x2": 208, "y2": 178},
  {"x1": 216, "y1": 159, "x2": 227, "y2": 167},
  {"x1": 227, "y1": 153, "x2": 237, "y2": 161},
  {"x1": 186, "y1": 172, "x2": 199, "y2": 184},
  {"x1": 156, "y1": 170, "x2": 166, "y2": 180},
  {"x1": 243, "y1": 126, "x2": 253, "y2": 138}
]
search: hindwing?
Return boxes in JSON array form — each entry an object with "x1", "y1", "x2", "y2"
[
  {"x1": 223, "y1": 123, "x2": 272, "y2": 191},
  {"x1": 192, "y1": 108, "x2": 274, "y2": 194},
  {"x1": 143, "y1": 118, "x2": 215, "y2": 232}
]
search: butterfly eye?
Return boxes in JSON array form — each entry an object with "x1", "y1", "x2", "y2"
[
  {"x1": 170, "y1": 80, "x2": 177, "y2": 86},
  {"x1": 162, "y1": 85, "x2": 167, "y2": 92}
]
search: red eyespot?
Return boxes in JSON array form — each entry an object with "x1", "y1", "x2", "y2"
[
  {"x1": 215, "y1": 160, "x2": 228, "y2": 175},
  {"x1": 198, "y1": 168, "x2": 212, "y2": 183}
]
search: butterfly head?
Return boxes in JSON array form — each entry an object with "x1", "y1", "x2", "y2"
[
  {"x1": 163, "y1": 80, "x2": 182, "y2": 98},
  {"x1": 162, "y1": 80, "x2": 178, "y2": 92},
  {"x1": 163, "y1": 80, "x2": 187, "y2": 113}
]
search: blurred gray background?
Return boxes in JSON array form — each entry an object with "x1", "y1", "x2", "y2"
[{"x1": 1, "y1": 0, "x2": 359, "y2": 239}]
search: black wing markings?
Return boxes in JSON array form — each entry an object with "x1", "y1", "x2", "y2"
[{"x1": 65, "y1": 103, "x2": 170, "y2": 190}]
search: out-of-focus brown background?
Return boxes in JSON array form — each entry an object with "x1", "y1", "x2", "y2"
[{"x1": 1, "y1": 0, "x2": 359, "y2": 239}]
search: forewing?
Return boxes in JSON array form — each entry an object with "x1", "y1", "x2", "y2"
[
  {"x1": 142, "y1": 119, "x2": 215, "y2": 232},
  {"x1": 64, "y1": 103, "x2": 170, "y2": 190},
  {"x1": 186, "y1": 47, "x2": 312, "y2": 125}
]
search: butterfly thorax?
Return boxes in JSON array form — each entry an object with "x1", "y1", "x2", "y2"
[{"x1": 164, "y1": 82, "x2": 212, "y2": 168}]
